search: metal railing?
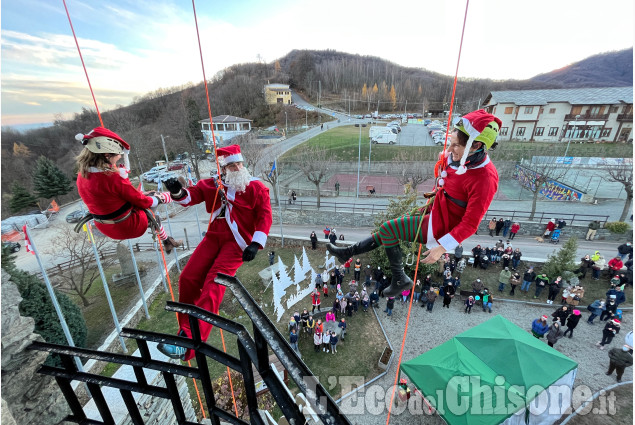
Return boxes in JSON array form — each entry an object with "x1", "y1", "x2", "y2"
[
  {"x1": 617, "y1": 113, "x2": 634, "y2": 122},
  {"x1": 29, "y1": 273, "x2": 351, "y2": 425},
  {"x1": 34, "y1": 242, "x2": 158, "y2": 281},
  {"x1": 275, "y1": 199, "x2": 610, "y2": 226},
  {"x1": 564, "y1": 113, "x2": 610, "y2": 121}
]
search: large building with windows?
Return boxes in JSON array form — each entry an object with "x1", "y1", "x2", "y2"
[
  {"x1": 482, "y1": 87, "x2": 633, "y2": 143},
  {"x1": 199, "y1": 115, "x2": 252, "y2": 145},
  {"x1": 264, "y1": 83, "x2": 292, "y2": 105}
]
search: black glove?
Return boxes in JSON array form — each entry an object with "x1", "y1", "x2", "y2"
[
  {"x1": 164, "y1": 178, "x2": 185, "y2": 199},
  {"x1": 242, "y1": 242, "x2": 260, "y2": 262}
]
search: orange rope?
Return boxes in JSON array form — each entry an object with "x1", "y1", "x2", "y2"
[
  {"x1": 190, "y1": 0, "x2": 238, "y2": 414},
  {"x1": 386, "y1": 2, "x2": 471, "y2": 424},
  {"x1": 62, "y1": 0, "x2": 104, "y2": 128},
  {"x1": 385, "y1": 244, "x2": 423, "y2": 425},
  {"x1": 62, "y1": 3, "x2": 207, "y2": 417}
]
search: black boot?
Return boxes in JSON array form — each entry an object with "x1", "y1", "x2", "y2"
[
  {"x1": 382, "y1": 245, "x2": 413, "y2": 297},
  {"x1": 327, "y1": 236, "x2": 378, "y2": 263}
]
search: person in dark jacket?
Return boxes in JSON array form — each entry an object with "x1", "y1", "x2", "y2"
[
  {"x1": 495, "y1": 218, "x2": 505, "y2": 236},
  {"x1": 606, "y1": 286, "x2": 627, "y2": 306},
  {"x1": 563, "y1": 309, "x2": 581, "y2": 338},
  {"x1": 617, "y1": 242, "x2": 633, "y2": 262},
  {"x1": 472, "y1": 245, "x2": 483, "y2": 268},
  {"x1": 521, "y1": 267, "x2": 536, "y2": 293},
  {"x1": 511, "y1": 248, "x2": 522, "y2": 270},
  {"x1": 578, "y1": 255, "x2": 595, "y2": 279},
  {"x1": 551, "y1": 305, "x2": 570, "y2": 324},
  {"x1": 598, "y1": 319, "x2": 621, "y2": 350},
  {"x1": 424, "y1": 289, "x2": 437, "y2": 311},
  {"x1": 310, "y1": 231, "x2": 318, "y2": 250},
  {"x1": 454, "y1": 243, "x2": 463, "y2": 261},
  {"x1": 442, "y1": 282, "x2": 455, "y2": 308},
  {"x1": 534, "y1": 274, "x2": 549, "y2": 298},
  {"x1": 480, "y1": 255, "x2": 490, "y2": 270},
  {"x1": 384, "y1": 296, "x2": 395, "y2": 316},
  {"x1": 546, "y1": 322, "x2": 564, "y2": 347},
  {"x1": 547, "y1": 276, "x2": 563, "y2": 305},
  {"x1": 606, "y1": 345, "x2": 633, "y2": 382},
  {"x1": 328, "y1": 231, "x2": 337, "y2": 245},
  {"x1": 600, "y1": 297, "x2": 618, "y2": 321},
  {"x1": 502, "y1": 218, "x2": 512, "y2": 238}
]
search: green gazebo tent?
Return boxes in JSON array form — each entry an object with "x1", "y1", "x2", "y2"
[{"x1": 401, "y1": 315, "x2": 578, "y2": 425}]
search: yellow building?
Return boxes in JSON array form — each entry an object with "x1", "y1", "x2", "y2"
[{"x1": 264, "y1": 83, "x2": 292, "y2": 105}]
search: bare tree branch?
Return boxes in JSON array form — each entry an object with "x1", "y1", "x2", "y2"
[
  {"x1": 297, "y1": 147, "x2": 335, "y2": 208},
  {"x1": 603, "y1": 163, "x2": 633, "y2": 222}
]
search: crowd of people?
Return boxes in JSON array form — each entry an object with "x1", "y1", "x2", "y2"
[{"x1": 288, "y1": 259, "x2": 380, "y2": 357}]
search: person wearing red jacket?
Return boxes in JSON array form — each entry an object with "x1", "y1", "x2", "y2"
[
  {"x1": 75, "y1": 127, "x2": 182, "y2": 252},
  {"x1": 328, "y1": 110, "x2": 502, "y2": 297},
  {"x1": 608, "y1": 257, "x2": 624, "y2": 275},
  {"x1": 343, "y1": 257, "x2": 353, "y2": 274},
  {"x1": 157, "y1": 145, "x2": 272, "y2": 360},
  {"x1": 311, "y1": 288, "x2": 321, "y2": 313},
  {"x1": 509, "y1": 222, "x2": 520, "y2": 240}
]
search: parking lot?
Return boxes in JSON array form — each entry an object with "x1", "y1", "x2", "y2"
[{"x1": 374, "y1": 122, "x2": 443, "y2": 147}]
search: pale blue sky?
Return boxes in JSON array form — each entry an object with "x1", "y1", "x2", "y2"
[{"x1": 1, "y1": 0, "x2": 633, "y2": 126}]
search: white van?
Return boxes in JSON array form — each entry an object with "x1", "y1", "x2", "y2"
[
  {"x1": 369, "y1": 126, "x2": 396, "y2": 141},
  {"x1": 372, "y1": 133, "x2": 397, "y2": 144}
]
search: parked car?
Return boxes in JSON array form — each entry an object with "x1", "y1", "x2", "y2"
[
  {"x1": 168, "y1": 162, "x2": 186, "y2": 171},
  {"x1": 66, "y1": 210, "x2": 85, "y2": 223},
  {"x1": 153, "y1": 172, "x2": 179, "y2": 184},
  {"x1": 3, "y1": 241, "x2": 21, "y2": 253},
  {"x1": 144, "y1": 172, "x2": 160, "y2": 182}
]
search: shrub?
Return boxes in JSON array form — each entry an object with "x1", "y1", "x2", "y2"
[
  {"x1": 541, "y1": 237, "x2": 579, "y2": 280},
  {"x1": 7, "y1": 268, "x2": 87, "y2": 367},
  {"x1": 604, "y1": 221, "x2": 630, "y2": 234}
]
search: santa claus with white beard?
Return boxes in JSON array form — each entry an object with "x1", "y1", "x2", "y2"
[{"x1": 157, "y1": 144, "x2": 272, "y2": 360}]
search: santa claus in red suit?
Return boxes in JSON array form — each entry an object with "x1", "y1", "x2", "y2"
[
  {"x1": 328, "y1": 110, "x2": 501, "y2": 298},
  {"x1": 158, "y1": 144, "x2": 272, "y2": 360},
  {"x1": 75, "y1": 127, "x2": 182, "y2": 252}
]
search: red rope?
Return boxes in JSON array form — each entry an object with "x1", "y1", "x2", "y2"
[
  {"x1": 385, "y1": 2, "x2": 471, "y2": 424},
  {"x1": 62, "y1": 0, "x2": 104, "y2": 128},
  {"x1": 191, "y1": 0, "x2": 222, "y2": 182}
]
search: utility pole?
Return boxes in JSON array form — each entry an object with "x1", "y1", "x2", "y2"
[
  {"x1": 318, "y1": 80, "x2": 321, "y2": 108},
  {"x1": 160, "y1": 134, "x2": 170, "y2": 165}
]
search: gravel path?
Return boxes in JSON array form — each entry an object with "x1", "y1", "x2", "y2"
[{"x1": 341, "y1": 296, "x2": 633, "y2": 425}]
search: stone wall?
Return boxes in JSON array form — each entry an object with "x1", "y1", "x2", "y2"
[{"x1": 1, "y1": 272, "x2": 68, "y2": 425}]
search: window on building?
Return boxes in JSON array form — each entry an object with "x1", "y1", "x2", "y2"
[
  {"x1": 539, "y1": 107, "x2": 544, "y2": 114},
  {"x1": 549, "y1": 108, "x2": 556, "y2": 114},
  {"x1": 571, "y1": 106, "x2": 582, "y2": 115},
  {"x1": 504, "y1": 107, "x2": 513, "y2": 114},
  {"x1": 202, "y1": 123, "x2": 210, "y2": 131},
  {"x1": 548, "y1": 127, "x2": 559, "y2": 136},
  {"x1": 516, "y1": 127, "x2": 526, "y2": 136},
  {"x1": 524, "y1": 107, "x2": 534, "y2": 114},
  {"x1": 610, "y1": 106, "x2": 619, "y2": 113},
  {"x1": 601, "y1": 128, "x2": 612, "y2": 137},
  {"x1": 535, "y1": 127, "x2": 544, "y2": 136},
  {"x1": 500, "y1": 127, "x2": 508, "y2": 136},
  {"x1": 590, "y1": 106, "x2": 601, "y2": 116}
]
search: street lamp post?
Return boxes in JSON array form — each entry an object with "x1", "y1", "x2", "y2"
[
  {"x1": 564, "y1": 114, "x2": 580, "y2": 158},
  {"x1": 355, "y1": 123, "x2": 367, "y2": 198},
  {"x1": 284, "y1": 111, "x2": 288, "y2": 134}
]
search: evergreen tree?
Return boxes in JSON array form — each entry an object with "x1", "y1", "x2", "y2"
[
  {"x1": 9, "y1": 182, "x2": 38, "y2": 213},
  {"x1": 370, "y1": 188, "x2": 436, "y2": 280},
  {"x1": 32, "y1": 156, "x2": 73, "y2": 201},
  {"x1": 3, "y1": 262, "x2": 87, "y2": 367},
  {"x1": 541, "y1": 237, "x2": 579, "y2": 280}
]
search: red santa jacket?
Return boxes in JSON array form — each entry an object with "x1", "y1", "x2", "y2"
[
  {"x1": 175, "y1": 177, "x2": 272, "y2": 250},
  {"x1": 608, "y1": 258, "x2": 624, "y2": 271},
  {"x1": 77, "y1": 169, "x2": 153, "y2": 240},
  {"x1": 428, "y1": 155, "x2": 498, "y2": 251}
]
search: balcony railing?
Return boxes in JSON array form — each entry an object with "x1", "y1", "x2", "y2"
[
  {"x1": 617, "y1": 113, "x2": 633, "y2": 122},
  {"x1": 29, "y1": 274, "x2": 351, "y2": 425},
  {"x1": 564, "y1": 113, "x2": 609, "y2": 121}
]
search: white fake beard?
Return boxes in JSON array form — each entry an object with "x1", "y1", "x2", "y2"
[{"x1": 224, "y1": 167, "x2": 251, "y2": 193}]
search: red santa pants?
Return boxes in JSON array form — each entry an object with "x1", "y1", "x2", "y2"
[{"x1": 177, "y1": 218, "x2": 243, "y2": 359}]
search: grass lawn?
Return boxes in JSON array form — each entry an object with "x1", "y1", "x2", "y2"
[
  {"x1": 280, "y1": 125, "x2": 633, "y2": 163},
  {"x1": 88, "y1": 243, "x2": 386, "y2": 419}
]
